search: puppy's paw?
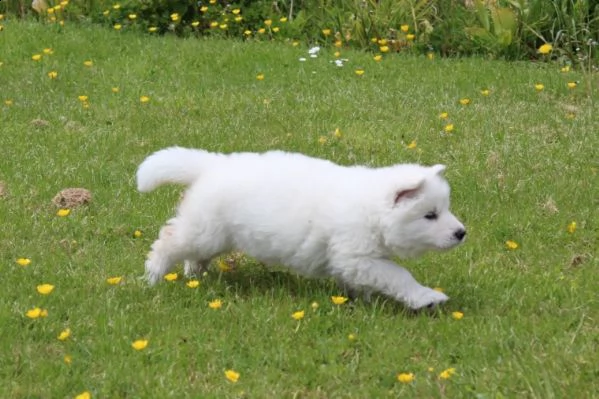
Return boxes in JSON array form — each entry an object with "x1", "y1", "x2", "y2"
[{"x1": 405, "y1": 287, "x2": 449, "y2": 310}]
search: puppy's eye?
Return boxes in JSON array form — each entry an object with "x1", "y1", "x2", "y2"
[{"x1": 424, "y1": 211, "x2": 438, "y2": 220}]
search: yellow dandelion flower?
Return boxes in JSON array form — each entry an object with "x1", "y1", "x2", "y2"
[
  {"x1": 243, "y1": 30, "x2": 252, "y2": 36},
  {"x1": 37, "y1": 283, "x2": 55, "y2": 295},
  {"x1": 256, "y1": 73, "x2": 265, "y2": 81},
  {"x1": 5, "y1": 99, "x2": 14, "y2": 106},
  {"x1": 83, "y1": 60, "x2": 93, "y2": 67},
  {"x1": 40, "y1": 309, "x2": 48, "y2": 317},
  {"x1": 397, "y1": 372, "x2": 415, "y2": 384},
  {"x1": 102, "y1": 10, "x2": 110, "y2": 16},
  {"x1": 64, "y1": 354, "x2": 72, "y2": 364},
  {"x1": 535, "y1": 83, "x2": 544, "y2": 91},
  {"x1": 379, "y1": 45, "x2": 389, "y2": 53},
  {"x1": 567, "y1": 82, "x2": 577, "y2": 89},
  {"x1": 164, "y1": 272, "x2": 178, "y2": 281},
  {"x1": 292, "y1": 41, "x2": 299, "y2": 46},
  {"x1": 428, "y1": 367, "x2": 435, "y2": 372},
  {"x1": 311, "y1": 301, "x2": 319, "y2": 310},
  {"x1": 565, "y1": 112, "x2": 576, "y2": 119},
  {"x1": 480, "y1": 89, "x2": 490, "y2": 96},
  {"x1": 280, "y1": 17, "x2": 288, "y2": 22},
  {"x1": 452, "y1": 311, "x2": 464, "y2": 320},
  {"x1": 567, "y1": 221, "x2": 576, "y2": 234},
  {"x1": 140, "y1": 96, "x2": 150, "y2": 103},
  {"x1": 60, "y1": 1, "x2": 68, "y2": 6},
  {"x1": 334, "y1": 51, "x2": 341, "y2": 57},
  {"x1": 459, "y1": 98, "x2": 471, "y2": 105},
  {"x1": 334, "y1": 40, "x2": 343, "y2": 48},
  {"x1": 133, "y1": 229, "x2": 142, "y2": 238},
  {"x1": 439, "y1": 112, "x2": 448, "y2": 119},
  {"x1": 439, "y1": 367, "x2": 456, "y2": 379},
  {"x1": 57, "y1": 209, "x2": 70, "y2": 217},
  {"x1": 348, "y1": 333, "x2": 356, "y2": 341},
  {"x1": 219, "y1": 23, "x2": 227, "y2": 30},
  {"x1": 217, "y1": 260, "x2": 232, "y2": 272},
  {"x1": 200, "y1": 6, "x2": 208, "y2": 12},
  {"x1": 75, "y1": 391, "x2": 91, "y2": 399},
  {"x1": 505, "y1": 240, "x2": 518, "y2": 250},
  {"x1": 407, "y1": 140, "x2": 417, "y2": 149},
  {"x1": 291, "y1": 310, "x2": 305, "y2": 320},
  {"x1": 26, "y1": 307, "x2": 43, "y2": 319},
  {"x1": 209, "y1": 21, "x2": 218, "y2": 28},
  {"x1": 406, "y1": 34, "x2": 415, "y2": 41},
  {"x1": 113, "y1": 24, "x2": 122, "y2": 30},
  {"x1": 235, "y1": 16, "x2": 243, "y2": 23},
  {"x1": 225, "y1": 369, "x2": 240, "y2": 383},
  {"x1": 112, "y1": 3, "x2": 120, "y2": 9},
  {"x1": 318, "y1": 136, "x2": 327, "y2": 145},
  {"x1": 32, "y1": 54, "x2": 42, "y2": 61},
  {"x1": 331, "y1": 296, "x2": 348, "y2": 305},
  {"x1": 148, "y1": 26, "x2": 158, "y2": 32},
  {"x1": 128, "y1": 14, "x2": 136, "y2": 19},
  {"x1": 371, "y1": 37, "x2": 378, "y2": 43},
  {"x1": 48, "y1": 71, "x2": 58, "y2": 79},
  {"x1": 257, "y1": 28, "x2": 266, "y2": 34},
  {"x1": 231, "y1": 8, "x2": 240, "y2": 14},
  {"x1": 17, "y1": 258, "x2": 32, "y2": 266},
  {"x1": 186, "y1": 280, "x2": 200, "y2": 288},
  {"x1": 560, "y1": 65, "x2": 570, "y2": 73},
  {"x1": 378, "y1": 39, "x2": 388, "y2": 45},
  {"x1": 355, "y1": 68, "x2": 365, "y2": 76},
  {"x1": 400, "y1": 24, "x2": 409, "y2": 33},
  {"x1": 57, "y1": 328, "x2": 71, "y2": 341},
  {"x1": 191, "y1": 21, "x2": 199, "y2": 27},
  {"x1": 537, "y1": 43, "x2": 553, "y2": 54},
  {"x1": 43, "y1": 48, "x2": 53, "y2": 55},
  {"x1": 322, "y1": 28, "x2": 331, "y2": 36},
  {"x1": 427, "y1": 52, "x2": 434, "y2": 60},
  {"x1": 444, "y1": 124, "x2": 454, "y2": 133},
  {"x1": 373, "y1": 54, "x2": 382, "y2": 62},
  {"x1": 106, "y1": 276, "x2": 123, "y2": 285},
  {"x1": 209, "y1": 299, "x2": 223, "y2": 309},
  {"x1": 78, "y1": 95, "x2": 88, "y2": 102},
  {"x1": 131, "y1": 339, "x2": 148, "y2": 350},
  {"x1": 264, "y1": 19, "x2": 272, "y2": 27},
  {"x1": 333, "y1": 128, "x2": 342, "y2": 138},
  {"x1": 170, "y1": 13, "x2": 180, "y2": 22}
]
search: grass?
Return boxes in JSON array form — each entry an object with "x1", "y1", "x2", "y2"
[{"x1": 1, "y1": 18, "x2": 598, "y2": 399}]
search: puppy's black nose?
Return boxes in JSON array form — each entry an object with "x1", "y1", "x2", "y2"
[{"x1": 454, "y1": 229, "x2": 466, "y2": 241}]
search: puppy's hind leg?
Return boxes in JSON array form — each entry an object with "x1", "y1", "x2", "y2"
[
  {"x1": 145, "y1": 218, "x2": 191, "y2": 284},
  {"x1": 184, "y1": 259, "x2": 208, "y2": 278}
]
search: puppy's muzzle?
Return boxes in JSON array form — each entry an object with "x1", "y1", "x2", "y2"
[{"x1": 453, "y1": 228, "x2": 466, "y2": 241}]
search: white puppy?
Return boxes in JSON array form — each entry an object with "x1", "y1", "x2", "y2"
[{"x1": 137, "y1": 147, "x2": 466, "y2": 309}]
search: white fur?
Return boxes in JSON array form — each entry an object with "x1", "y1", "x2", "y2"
[{"x1": 137, "y1": 147, "x2": 466, "y2": 309}]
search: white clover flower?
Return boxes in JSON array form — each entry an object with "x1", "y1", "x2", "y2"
[{"x1": 308, "y1": 46, "x2": 320, "y2": 55}]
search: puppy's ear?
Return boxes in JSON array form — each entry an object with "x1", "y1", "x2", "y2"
[
  {"x1": 393, "y1": 177, "x2": 425, "y2": 205},
  {"x1": 430, "y1": 164, "x2": 446, "y2": 176}
]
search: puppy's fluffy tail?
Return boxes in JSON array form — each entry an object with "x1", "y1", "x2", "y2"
[{"x1": 137, "y1": 147, "x2": 218, "y2": 192}]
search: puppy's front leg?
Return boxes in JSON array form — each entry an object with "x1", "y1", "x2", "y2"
[{"x1": 334, "y1": 258, "x2": 449, "y2": 310}]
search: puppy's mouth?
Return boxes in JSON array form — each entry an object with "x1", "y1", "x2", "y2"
[{"x1": 435, "y1": 237, "x2": 466, "y2": 251}]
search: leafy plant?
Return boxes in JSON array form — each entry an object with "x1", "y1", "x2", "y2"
[{"x1": 463, "y1": 0, "x2": 519, "y2": 57}]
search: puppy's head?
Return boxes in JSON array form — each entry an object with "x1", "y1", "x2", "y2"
[{"x1": 381, "y1": 164, "x2": 465, "y2": 258}]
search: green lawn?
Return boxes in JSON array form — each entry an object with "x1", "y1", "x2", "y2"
[{"x1": 1, "y1": 19, "x2": 598, "y2": 398}]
